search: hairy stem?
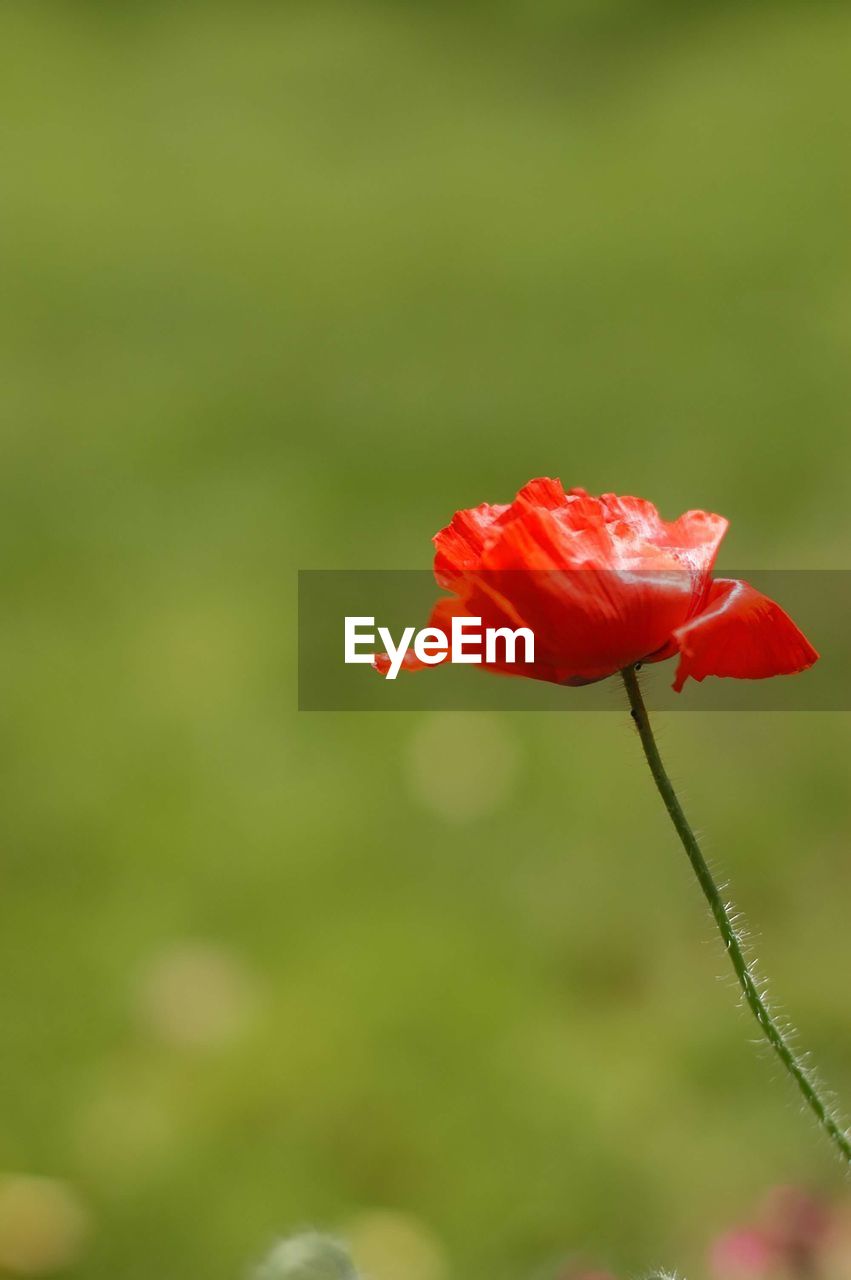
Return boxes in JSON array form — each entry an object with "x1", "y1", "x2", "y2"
[{"x1": 621, "y1": 664, "x2": 851, "y2": 1164}]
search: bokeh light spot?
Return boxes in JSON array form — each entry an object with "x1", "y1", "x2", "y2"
[
  {"x1": 344, "y1": 1209, "x2": 448, "y2": 1280},
  {"x1": 0, "y1": 1176, "x2": 90, "y2": 1276},
  {"x1": 136, "y1": 941, "x2": 261, "y2": 1049}
]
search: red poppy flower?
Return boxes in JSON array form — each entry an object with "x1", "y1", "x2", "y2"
[{"x1": 374, "y1": 477, "x2": 817, "y2": 690}]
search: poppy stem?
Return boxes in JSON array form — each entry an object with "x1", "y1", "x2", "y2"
[{"x1": 620, "y1": 663, "x2": 851, "y2": 1165}]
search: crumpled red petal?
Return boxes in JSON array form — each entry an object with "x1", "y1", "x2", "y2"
[
  {"x1": 433, "y1": 502, "x2": 509, "y2": 589},
  {"x1": 671, "y1": 578, "x2": 819, "y2": 692},
  {"x1": 374, "y1": 479, "x2": 819, "y2": 694}
]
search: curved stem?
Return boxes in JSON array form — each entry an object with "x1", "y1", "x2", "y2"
[{"x1": 621, "y1": 664, "x2": 851, "y2": 1165}]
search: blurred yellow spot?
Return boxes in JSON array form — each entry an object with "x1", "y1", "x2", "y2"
[
  {"x1": 404, "y1": 712, "x2": 518, "y2": 821},
  {"x1": 344, "y1": 1210, "x2": 448, "y2": 1280},
  {"x1": 137, "y1": 941, "x2": 261, "y2": 1049},
  {"x1": 0, "y1": 1176, "x2": 90, "y2": 1275}
]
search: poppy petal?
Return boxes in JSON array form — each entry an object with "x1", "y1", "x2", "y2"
[
  {"x1": 671, "y1": 578, "x2": 819, "y2": 692},
  {"x1": 512, "y1": 476, "x2": 568, "y2": 511},
  {"x1": 600, "y1": 495, "x2": 729, "y2": 572},
  {"x1": 433, "y1": 503, "x2": 509, "y2": 587}
]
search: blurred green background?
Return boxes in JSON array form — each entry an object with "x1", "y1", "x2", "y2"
[{"x1": 1, "y1": 2, "x2": 850, "y2": 1278}]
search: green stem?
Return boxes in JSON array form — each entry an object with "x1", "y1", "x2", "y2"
[{"x1": 621, "y1": 664, "x2": 851, "y2": 1165}]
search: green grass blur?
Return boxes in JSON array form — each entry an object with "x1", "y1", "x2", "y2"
[{"x1": 1, "y1": 2, "x2": 850, "y2": 1278}]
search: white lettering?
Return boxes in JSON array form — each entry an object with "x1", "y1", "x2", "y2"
[
  {"x1": 413, "y1": 627, "x2": 449, "y2": 666},
  {"x1": 485, "y1": 626, "x2": 534, "y2": 665},
  {"x1": 377, "y1": 625, "x2": 416, "y2": 680},
  {"x1": 451, "y1": 615, "x2": 483, "y2": 663},
  {"x1": 345, "y1": 615, "x2": 537, "y2": 678},
  {"x1": 345, "y1": 616, "x2": 376, "y2": 663}
]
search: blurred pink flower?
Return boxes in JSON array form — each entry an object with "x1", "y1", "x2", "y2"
[
  {"x1": 759, "y1": 1185, "x2": 831, "y2": 1259},
  {"x1": 710, "y1": 1227, "x2": 775, "y2": 1279},
  {"x1": 710, "y1": 1186, "x2": 837, "y2": 1280}
]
